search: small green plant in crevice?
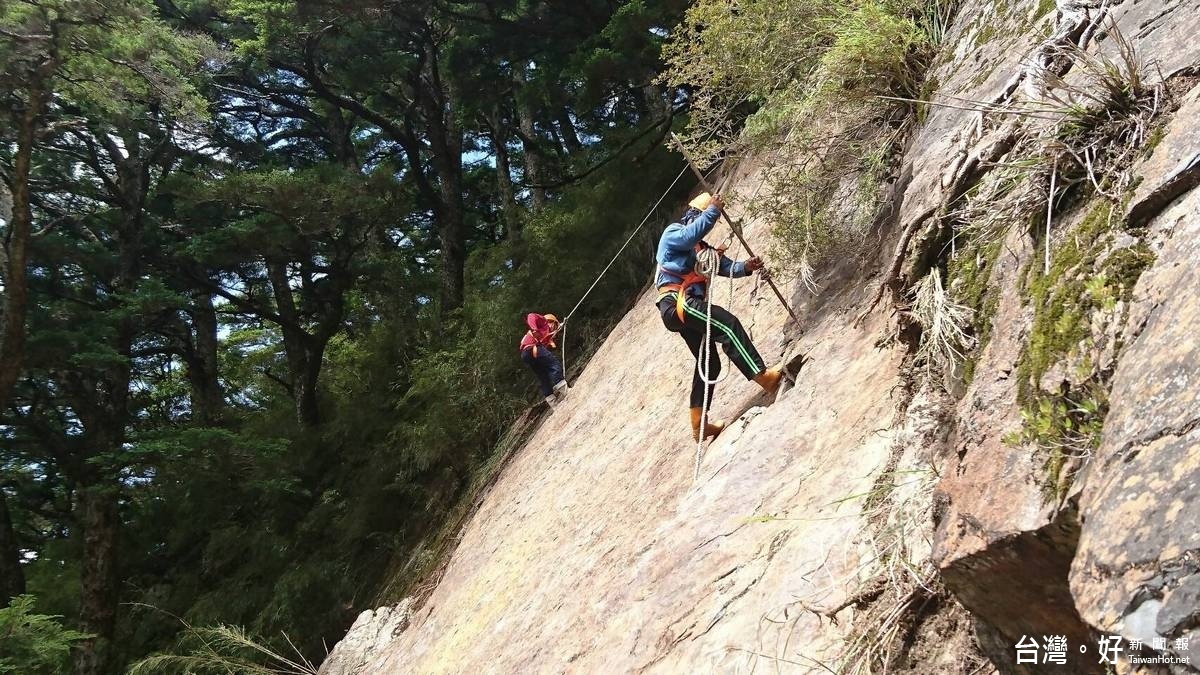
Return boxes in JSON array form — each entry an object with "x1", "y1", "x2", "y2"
[
  {"x1": 970, "y1": 0, "x2": 1022, "y2": 49},
  {"x1": 945, "y1": 236, "x2": 1003, "y2": 383},
  {"x1": 915, "y1": 74, "x2": 941, "y2": 123},
  {"x1": 1004, "y1": 390, "x2": 1107, "y2": 501},
  {"x1": 1140, "y1": 122, "x2": 1168, "y2": 156},
  {"x1": 973, "y1": 22, "x2": 998, "y2": 49},
  {"x1": 1035, "y1": 0, "x2": 1057, "y2": 19},
  {"x1": 1019, "y1": 201, "x2": 1153, "y2": 386}
]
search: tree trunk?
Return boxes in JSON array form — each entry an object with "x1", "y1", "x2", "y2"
[
  {"x1": 296, "y1": 342, "x2": 323, "y2": 430},
  {"x1": 72, "y1": 484, "x2": 119, "y2": 675},
  {"x1": 556, "y1": 107, "x2": 583, "y2": 154},
  {"x1": 0, "y1": 490, "x2": 24, "y2": 605},
  {"x1": 71, "y1": 160, "x2": 140, "y2": 673},
  {"x1": 513, "y1": 67, "x2": 547, "y2": 211},
  {"x1": 426, "y1": 48, "x2": 466, "y2": 313},
  {"x1": 327, "y1": 108, "x2": 359, "y2": 169},
  {"x1": 186, "y1": 293, "x2": 223, "y2": 424},
  {"x1": 486, "y1": 109, "x2": 522, "y2": 250},
  {"x1": 266, "y1": 260, "x2": 321, "y2": 426},
  {"x1": 641, "y1": 81, "x2": 671, "y2": 120},
  {"x1": 432, "y1": 160, "x2": 465, "y2": 312},
  {"x1": 0, "y1": 79, "x2": 46, "y2": 413}
]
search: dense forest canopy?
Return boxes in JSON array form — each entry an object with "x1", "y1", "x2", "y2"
[{"x1": 0, "y1": 1, "x2": 697, "y2": 671}]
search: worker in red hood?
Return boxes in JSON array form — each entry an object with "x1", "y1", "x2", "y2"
[{"x1": 520, "y1": 313, "x2": 568, "y2": 406}]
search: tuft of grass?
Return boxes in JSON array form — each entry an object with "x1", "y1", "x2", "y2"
[
  {"x1": 911, "y1": 269, "x2": 975, "y2": 377},
  {"x1": 1041, "y1": 22, "x2": 1164, "y2": 200},
  {"x1": 832, "y1": 464, "x2": 943, "y2": 674},
  {"x1": 128, "y1": 623, "x2": 317, "y2": 675}
]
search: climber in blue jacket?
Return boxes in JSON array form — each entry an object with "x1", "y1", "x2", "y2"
[{"x1": 656, "y1": 192, "x2": 782, "y2": 441}]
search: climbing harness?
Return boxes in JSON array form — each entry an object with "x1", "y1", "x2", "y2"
[
  {"x1": 671, "y1": 133, "x2": 804, "y2": 332},
  {"x1": 655, "y1": 243, "x2": 726, "y2": 322}
]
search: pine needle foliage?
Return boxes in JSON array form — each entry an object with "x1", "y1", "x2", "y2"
[{"x1": 0, "y1": 596, "x2": 91, "y2": 675}]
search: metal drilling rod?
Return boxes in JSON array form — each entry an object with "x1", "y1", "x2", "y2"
[{"x1": 671, "y1": 134, "x2": 804, "y2": 331}]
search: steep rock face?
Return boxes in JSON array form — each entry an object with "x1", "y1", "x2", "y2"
[
  {"x1": 925, "y1": 0, "x2": 1200, "y2": 671},
  {"x1": 1070, "y1": 89, "x2": 1200, "y2": 667},
  {"x1": 318, "y1": 0, "x2": 1200, "y2": 672},
  {"x1": 323, "y1": 180, "x2": 922, "y2": 672},
  {"x1": 319, "y1": 133, "x2": 989, "y2": 670}
]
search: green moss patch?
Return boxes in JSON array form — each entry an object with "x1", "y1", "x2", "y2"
[
  {"x1": 947, "y1": 235, "x2": 1004, "y2": 383},
  {"x1": 1010, "y1": 199, "x2": 1156, "y2": 501}
]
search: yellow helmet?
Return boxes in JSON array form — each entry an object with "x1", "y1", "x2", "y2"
[{"x1": 688, "y1": 192, "x2": 713, "y2": 210}]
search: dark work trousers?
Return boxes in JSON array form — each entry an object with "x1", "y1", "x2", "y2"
[
  {"x1": 521, "y1": 346, "x2": 564, "y2": 397},
  {"x1": 658, "y1": 293, "x2": 766, "y2": 408}
]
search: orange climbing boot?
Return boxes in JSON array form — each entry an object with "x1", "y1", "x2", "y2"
[
  {"x1": 753, "y1": 367, "x2": 784, "y2": 397},
  {"x1": 690, "y1": 407, "x2": 726, "y2": 441}
]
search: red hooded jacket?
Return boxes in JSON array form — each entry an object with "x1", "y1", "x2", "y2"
[{"x1": 519, "y1": 313, "x2": 557, "y2": 354}]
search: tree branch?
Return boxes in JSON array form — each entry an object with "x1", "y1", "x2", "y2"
[{"x1": 521, "y1": 113, "x2": 673, "y2": 190}]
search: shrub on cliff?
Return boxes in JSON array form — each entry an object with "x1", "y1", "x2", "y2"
[{"x1": 661, "y1": 0, "x2": 949, "y2": 275}]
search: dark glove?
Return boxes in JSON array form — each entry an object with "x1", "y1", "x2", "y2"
[{"x1": 744, "y1": 256, "x2": 765, "y2": 273}]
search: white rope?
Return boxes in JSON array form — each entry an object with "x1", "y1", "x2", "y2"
[
  {"x1": 693, "y1": 245, "x2": 724, "y2": 482},
  {"x1": 562, "y1": 162, "x2": 692, "y2": 325},
  {"x1": 558, "y1": 161, "x2": 695, "y2": 379}
]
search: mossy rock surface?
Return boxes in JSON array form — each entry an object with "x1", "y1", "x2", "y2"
[{"x1": 1008, "y1": 199, "x2": 1156, "y2": 501}]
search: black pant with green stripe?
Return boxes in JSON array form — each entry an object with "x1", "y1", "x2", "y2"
[{"x1": 658, "y1": 293, "x2": 766, "y2": 408}]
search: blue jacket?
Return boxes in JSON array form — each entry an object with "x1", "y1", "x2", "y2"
[{"x1": 655, "y1": 205, "x2": 749, "y2": 298}]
